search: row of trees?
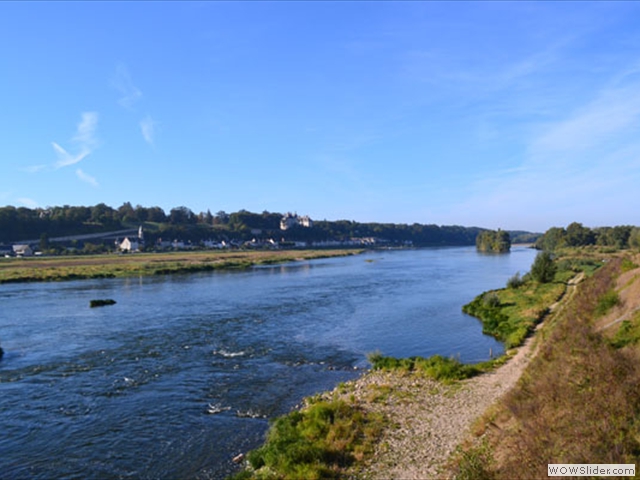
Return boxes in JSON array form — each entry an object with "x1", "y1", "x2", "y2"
[
  {"x1": 1, "y1": 203, "x2": 499, "y2": 247},
  {"x1": 535, "y1": 222, "x2": 640, "y2": 251}
]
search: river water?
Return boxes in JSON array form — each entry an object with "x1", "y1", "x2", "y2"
[{"x1": 0, "y1": 246, "x2": 536, "y2": 479}]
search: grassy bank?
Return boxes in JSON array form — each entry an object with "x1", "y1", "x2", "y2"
[
  {"x1": 452, "y1": 253, "x2": 640, "y2": 479},
  {"x1": 0, "y1": 249, "x2": 361, "y2": 284}
]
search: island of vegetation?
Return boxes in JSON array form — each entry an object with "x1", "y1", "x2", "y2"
[
  {"x1": 475, "y1": 229, "x2": 511, "y2": 253},
  {"x1": 229, "y1": 222, "x2": 640, "y2": 479}
]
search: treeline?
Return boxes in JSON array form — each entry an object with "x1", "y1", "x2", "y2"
[
  {"x1": 476, "y1": 229, "x2": 511, "y2": 253},
  {"x1": 0, "y1": 203, "x2": 502, "y2": 247},
  {"x1": 535, "y1": 222, "x2": 640, "y2": 251}
]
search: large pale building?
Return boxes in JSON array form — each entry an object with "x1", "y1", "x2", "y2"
[{"x1": 280, "y1": 213, "x2": 313, "y2": 230}]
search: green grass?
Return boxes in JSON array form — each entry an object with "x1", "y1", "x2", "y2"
[
  {"x1": 462, "y1": 278, "x2": 566, "y2": 349},
  {"x1": 0, "y1": 250, "x2": 361, "y2": 284},
  {"x1": 231, "y1": 396, "x2": 385, "y2": 480},
  {"x1": 367, "y1": 352, "x2": 485, "y2": 382}
]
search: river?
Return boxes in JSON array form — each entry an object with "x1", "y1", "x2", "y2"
[{"x1": 0, "y1": 246, "x2": 537, "y2": 479}]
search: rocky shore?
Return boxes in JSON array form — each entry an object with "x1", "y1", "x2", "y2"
[{"x1": 323, "y1": 339, "x2": 534, "y2": 479}]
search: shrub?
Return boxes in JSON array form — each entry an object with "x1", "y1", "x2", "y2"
[
  {"x1": 594, "y1": 289, "x2": 620, "y2": 317},
  {"x1": 239, "y1": 398, "x2": 384, "y2": 479},
  {"x1": 530, "y1": 251, "x2": 557, "y2": 283},
  {"x1": 506, "y1": 272, "x2": 524, "y2": 289},
  {"x1": 483, "y1": 292, "x2": 501, "y2": 308},
  {"x1": 368, "y1": 353, "x2": 481, "y2": 381}
]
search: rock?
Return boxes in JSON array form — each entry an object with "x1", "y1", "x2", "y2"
[
  {"x1": 232, "y1": 453, "x2": 245, "y2": 464},
  {"x1": 90, "y1": 299, "x2": 117, "y2": 308}
]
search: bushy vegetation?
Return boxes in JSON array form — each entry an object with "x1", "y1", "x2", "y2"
[
  {"x1": 506, "y1": 272, "x2": 525, "y2": 289},
  {"x1": 476, "y1": 229, "x2": 511, "y2": 253},
  {"x1": 610, "y1": 313, "x2": 640, "y2": 349},
  {"x1": 530, "y1": 251, "x2": 557, "y2": 283},
  {"x1": 232, "y1": 397, "x2": 384, "y2": 480},
  {"x1": 594, "y1": 289, "x2": 620, "y2": 317},
  {"x1": 367, "y1": 352, "x2": 485, "y2": 382},
  {"x1": 463, "y1": 279, "x2": 566, "y2": 349},
  {"x1": 536, "y1": 222, "x2": 640, "y2": 252}
]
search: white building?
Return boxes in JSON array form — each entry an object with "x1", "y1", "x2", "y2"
[
  {"x1": 280, "y1": 213, "x2": 313, "y2": 230},
  {"x1": 119, "y1": 237, "x2": 139, "y2": 252}
]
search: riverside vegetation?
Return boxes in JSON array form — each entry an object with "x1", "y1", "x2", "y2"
[{"x1": 231, "y1": 237, "x2": 640, "y2": 480}]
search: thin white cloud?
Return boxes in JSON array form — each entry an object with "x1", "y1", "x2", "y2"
[
  {"x1": 53, "y1": 142, "x2": 90, "y2": 168},
  {"x1": 17, "y1": 197, "x2": 39, "y2": 208},
  {"x1": 140, "y1": 115, "x2": 156, "y2": 146},
  {"x1": 112, "y1": 63, "x2": 142, "y2": 109},
  {"x1": 52, "y1": 112, "x2": 98, "y2": 169},
  {"x1": 23, "y1": 164, "x2": 48, "y2": 173},
  {"x1": 76, "y1": 168, "x2": 99, "y2": 187},
  {"x1": 72, "y1": 112, "x2": 99, "y2": 147}
]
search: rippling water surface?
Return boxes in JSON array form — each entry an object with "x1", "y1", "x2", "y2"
[{"x1": 0, "y1": 246, "x2": 536, "y2": 479}]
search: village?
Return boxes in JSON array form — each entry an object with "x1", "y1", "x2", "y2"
[{"x1": 1, "y1": 212, "x2": 398, "y2": 258}]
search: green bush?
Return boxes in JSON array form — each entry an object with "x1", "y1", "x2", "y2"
[
  {"x1": 238, "y1": 397, "x2": 384, "y2": 479},
  {"x1": 368, "y1": 353, "x2": 481, "y2": 381},
  {"x1": 594, "y1": 289, "x2": 620, "y2": 317},
  {"x1": 506, "y1": 272, "x2": 525, "y2": 289},
  {"x1": 530, "y1": 251, "x2": 557, "y2": 283}
]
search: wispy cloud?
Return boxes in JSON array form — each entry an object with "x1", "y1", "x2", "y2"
[
  {"x1": 112, "y1": 63, "x2": 142, "y2": 110},
  {"x1": 140, "y1": 115, "x2": 156, "y2": 146},
  {"x1": 53, "y1": 112, "x2": 99, "y2": 169},
  {"x1": 53, "y1": 142, "x2": 90, "y2": 168},
  {"x1": 73, "y1": 112, "x2": 99, "y2": 147},
  {"x1": 17, "y1": 197, "x2": 39, "y2": 208},
  {"x1": 22, "y1": 164, "x2": 48, "y2": 173},
  {"x1": 76, "y1": 168, "x2": 99, "y2": 187}
]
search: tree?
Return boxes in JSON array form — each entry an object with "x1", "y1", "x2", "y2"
[
  {"x1": 629, "y1": 228, "x2": 640, "y2": 251},
  {"x1": 531, "y1": 251, "x2": 557, "y2": 283},
  {"x1": 476, "y1": 229, "x2": 511, "y2": 253}
]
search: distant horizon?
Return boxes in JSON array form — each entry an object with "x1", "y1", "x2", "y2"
[{"x1": 2, "y1": 2, "x2": 640, "y2": 232}]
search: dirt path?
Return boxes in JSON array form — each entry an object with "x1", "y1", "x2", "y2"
[{"x1": 331, "y1": 274, "x2": 584, "y2": 479}]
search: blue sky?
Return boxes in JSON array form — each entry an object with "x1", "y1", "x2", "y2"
[{"x1": 2, "y1": 1, "x2": 640, "y2": 232}]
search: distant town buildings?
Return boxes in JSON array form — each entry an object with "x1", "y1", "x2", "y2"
[
  {"x1": 117, "y1": 225, "x2": 144, "y2": 252},
  {"x1": 280, "y1": 213, "x2": 313, "y2": 230},
  {"x1": 12, "y1": 244, "x2": 33, "y2": 257}
]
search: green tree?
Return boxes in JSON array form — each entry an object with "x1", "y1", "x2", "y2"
[
  {"x1": 531, "y1": 251, "x2": 557, "y2": 283},
  {"x1": 629, "y1": 228, "x2": 640, "y2": 251}
]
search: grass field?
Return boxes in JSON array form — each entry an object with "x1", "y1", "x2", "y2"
[{"x1": 0, "y1": 249, "x2": 362, "y2": 284}]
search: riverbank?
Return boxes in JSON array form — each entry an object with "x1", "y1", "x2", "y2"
[
  {"x1": 231, "y1": 251, "x2": 601, "y2": 479},
  {"x1": 0, "y1": 249, "x2": 362, "y2": 283}
]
